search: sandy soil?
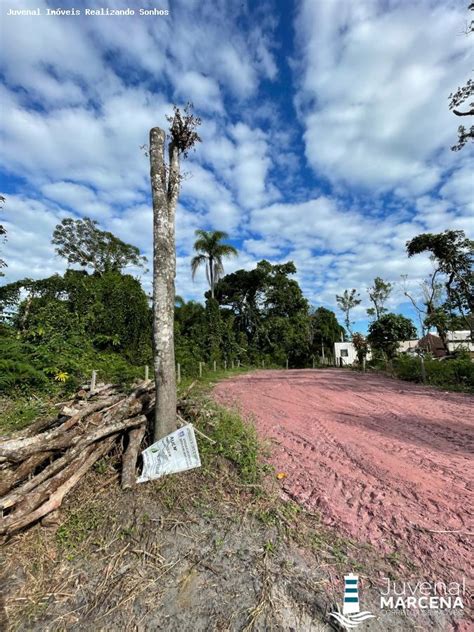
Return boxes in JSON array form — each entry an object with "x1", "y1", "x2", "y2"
[{"x1": 214, "y1": 369, "x2": 474, "y2": 586}]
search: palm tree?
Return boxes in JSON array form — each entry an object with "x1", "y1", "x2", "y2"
[{"x1": 191, "y1": 230, "x2": 238, "y2": 299}]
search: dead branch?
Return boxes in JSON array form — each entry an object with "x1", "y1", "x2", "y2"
[{"x1": 0, "y1": 437, "x2": 116, "y2": 536}]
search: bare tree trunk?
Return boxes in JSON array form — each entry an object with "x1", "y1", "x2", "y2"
[
  {"x1": 150, "y1": 127, "x2": 178, "y2": 441},
  {"x1": 209, "y1": 255, "x2": 214, "y2": 299}
]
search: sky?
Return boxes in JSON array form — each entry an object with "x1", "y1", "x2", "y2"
[{"x1": 0, "y1": 0, "x2": 472, "y2": 333}]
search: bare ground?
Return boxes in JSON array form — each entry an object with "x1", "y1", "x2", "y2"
[
  {"x1": 214, "y1": 369, "x2": 474, "y2": 628},
  {"x1": 1, "y1": 370, "x2": 472, "y2": 631}
]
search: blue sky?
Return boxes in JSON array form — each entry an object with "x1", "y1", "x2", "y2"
[{"x1": 0, "y1": 0, "x2": 472, "y2": 333}]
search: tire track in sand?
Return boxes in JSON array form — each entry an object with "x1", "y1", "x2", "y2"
[{"x1": 213, "y1": 369, "x2": 474, "y2": 584}]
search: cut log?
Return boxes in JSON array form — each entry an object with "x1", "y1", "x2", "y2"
[
  {"x1": 0, "y1": 436, "x2": 116, "y2": 536},
  {"x1": 1, "y1": 415, "x2": 149, "y2": 511},
  {"x1": 0, "y1": 383, "x2": 157, "y2": 537},
  {"x1": 0, "y1": 452, "x2": 53, "y2": 497},
  {"x1": 0, "y1": 386, "x2": 154, "y2": 463},
  {"x1": 121, "y1": 420, "x2": 147, "y2": 490},
  {"x1": 0, "y1": 394, "x2": 123, "y2": 462}
]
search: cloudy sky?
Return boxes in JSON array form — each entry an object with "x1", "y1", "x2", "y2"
[{"x1": 0, "y1": 0, "x2": 472, "y2": 332}]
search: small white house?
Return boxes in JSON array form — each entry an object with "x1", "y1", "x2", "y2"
[
  {"x1": 334, "y1": 342, "x2": 372, "y2": 366},
  {"x1": 446, "y1": 330, "x2": 474, "y2": 353},
  {"x1": 334, "y1": 330, "x2": 473, "y2": 365}
]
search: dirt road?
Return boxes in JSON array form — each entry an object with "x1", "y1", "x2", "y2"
[{"x1": 214, "y1": 369, "x2": 474, "y2": 584}]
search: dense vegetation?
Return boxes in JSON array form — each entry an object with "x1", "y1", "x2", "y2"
[
  {"x1": 1, "y1": 216, "x2": 472, "y2": 396},
  {"x1": 0, "y1": 222, "x2": 347, "y2": 394},
  {"x1": 391, "y1": 351, "x2": 474, "y2": 391},
  {"x1": 0, "y1": 270, "x2": 152, "y2": 393}
]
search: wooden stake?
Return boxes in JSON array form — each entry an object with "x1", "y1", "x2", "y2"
[
  {"x1": 420, "y1": 356, "x2": 426, "y2": 383},
  {"x1": 199, "y1": 362, "x2": 203, "y2": 378},
  {"x1": 177, "y1": 363, "x2": 181, "y2": 384},
  {"x1": 224, "y1": 360, "x2": 227, "y2": 370},
  {"x1": 144, "y1": 365, "x2": 149, "y2": 381},
  {"x1": 286, "y1": 358, "x2": 289, "y2": 370},
  {"x1": 213, "y1": 360, "x2": 217, "y2": 372},
  {"x1": 90, "y1": 370, "x2": 97, "y2": 394}
]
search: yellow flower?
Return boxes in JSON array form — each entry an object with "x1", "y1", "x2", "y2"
[{"x1": 54, "y1": 371, "x2": 69, "y2": 383}]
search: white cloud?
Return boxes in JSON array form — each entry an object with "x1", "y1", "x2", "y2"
[
  {"x1": 41, "y1": 182, "x2": 111, "y2": 219},
  {"x1": 294, "y1": 0, "x2": 472, "y2": 193},
  {"x1": 174, "y1": 72, "x2": 223, "y2": 113},
  {"x1": 1, "y1": 0, "x2": 472, "y2": 337}
]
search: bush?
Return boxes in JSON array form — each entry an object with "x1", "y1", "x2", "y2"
[
  {"x1": 0, "y1": 359, "x2": 48, "y2": 392},
  {"x1": 0, "y1": 329, "x2": 146, "y2": 395},
  {"x1": 393, "y1": 354, "x2": 474, "y2": 392}
]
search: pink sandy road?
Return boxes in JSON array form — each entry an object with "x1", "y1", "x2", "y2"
[{"x1": 214, "y1": 369, "x2": 474, "y2": 584}]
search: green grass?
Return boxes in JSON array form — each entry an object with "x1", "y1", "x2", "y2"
[
  {"x1": 0, "y1": 397, "x2": 56, "y2": 434},
  {"x1": 177, "y1": 364, "x2": 252, "y2": 395},
  {"x1": 178, "y1": 366, "x2": 268, "y2": 485},
  {"x1": 56, "y1": 505, "x2": 106, "y2": 556}
]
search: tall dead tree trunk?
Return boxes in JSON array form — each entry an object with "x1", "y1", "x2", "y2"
[
  {"x1": 149, "y1": 104, "x2": 201, "y2": 441},
  {"x1": 150, "y1": 128, "x2": 178, "y2": 441}
]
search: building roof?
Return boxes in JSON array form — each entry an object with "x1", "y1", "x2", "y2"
[{"x1": 417, "y1": 333, "x2": 446, "y2": 358}]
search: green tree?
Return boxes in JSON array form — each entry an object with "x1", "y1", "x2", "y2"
[
  {"x1": 52, "y1": 217, "x2": 147, "y2": 274},
  {"x1": 215, "y1": 260, "x2": 311, "y2": 366},
  {"x1": 0, "y1": 269, "x2": 152, "y2": 391},
  {"x1": 214, "y1": 266, "x2": 266, "y2": 341},
  {"x1": 191, "y1": 230, "x2": 238, "y2": 299},
  {"x1": 352, "y1": 332, "x2": 369, "y2": 365},
  {"x1": 205, "y1": 297, "x2": 224, "y2": 363},
  {"x1": 2, "y1": 270, "x2": 152, "y2": 364},
  {"x1": 309, "y1": 307, "x2": 345, "y2": 358},
  {"x1": 406, "y1": 230, "x2": 474, "y2": 338},
  {"x1": 174, "y1": 299, "x2": 207, "y2": 374},
  {"x1": 367, "y1": 277, "x2": 392, "y2": 320},
  {"x1": 367, "y1": 313, "x2": 417, "y2": 360},
  {"x1": 336, "y1": 289, "x2": 361, "y2": 335}
]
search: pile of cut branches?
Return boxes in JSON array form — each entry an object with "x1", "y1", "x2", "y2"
[{"x1": 0, "y1": 381, "x2": 155, "y2": 538}]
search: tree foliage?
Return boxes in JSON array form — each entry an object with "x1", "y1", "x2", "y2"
[
  {"x1": 52, "y1": 217, "x2": 147, "y2": 274},
  {"x1": 352, "y1": 332, "x2": 369, "y2": 364},
  {"x1": 0, "y1": 269, "x2": 152, "y2": 392},
  {"x1": 335, "y1": 289, "x2": 361, "y2": 334},
  {"x1": 368, "y1": 313, "x2": 417, "y2": 360},
  {"x1": 309, "y1": 307, "x2": 345, "y2": 352},
  {"x1": 406, "y1": 230, "x2": 474, "y2": 337},
  {"x1": 213, "y1": 260, "x2": 314, "y2": 366},
  {"x1": 166, "y1": 102, "x2": 202, "y2": 158},
  {"x1": 191, "y1": 230, "x2": 238, "y2": 299},
  {"x1": 367, "y1": 277, "x2": 392, "y2": 320}
]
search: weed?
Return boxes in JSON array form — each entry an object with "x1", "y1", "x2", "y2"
[
  {"x1": 56, "y1": 506, "x2": 105, "y2": 555},
  {"x1": 93, "y1": 458, "x2": 109, "y2": 475},
  {"x1": 0, "y1": 397, "x2": 56, "y2": 434},
  {"x1": 263, "y1": 540, "x2": 276, "y2": 555},
  {"x1": 214, "y1": 537, "x2": 225, "y2": 549}
]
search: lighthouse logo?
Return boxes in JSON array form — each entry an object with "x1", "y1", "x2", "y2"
[{"x1": 329, "y1": 573, "x2": 376, "y2": 629}]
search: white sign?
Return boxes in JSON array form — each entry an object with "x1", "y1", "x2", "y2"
[{"x1": 137, "y1": 424, "x2": 201, "y2": 483}]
